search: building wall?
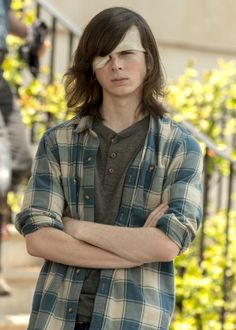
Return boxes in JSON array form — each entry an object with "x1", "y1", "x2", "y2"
[{"x1": 44, "y1": 0, "x2": 236, "y2": 80}]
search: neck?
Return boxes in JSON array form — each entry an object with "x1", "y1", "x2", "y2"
[{"x1": 100, "y1": 96, "x2": 146, "y2": 133}]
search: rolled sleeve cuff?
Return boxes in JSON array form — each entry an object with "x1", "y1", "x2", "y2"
[
  {"x1": 156, "y1": 213, "x2": 197, "y2": 255},
  {"x1": 15, "y1": 208, "x2": 63, "y2": 236}
]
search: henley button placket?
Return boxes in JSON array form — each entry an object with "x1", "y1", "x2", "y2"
[
  {"x1": 110, "y1": 152, "x2": 117, "y2": 159},
  {"x1": 111, "y1": 135, "x2": 116, "y2": 143}
]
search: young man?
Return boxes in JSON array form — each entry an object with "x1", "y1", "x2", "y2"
[{"x1": 16, "y1": 7, "x2": 203, "y2": 330}]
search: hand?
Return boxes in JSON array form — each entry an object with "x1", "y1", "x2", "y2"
[
  {"x1": 143, "y1": 203, "x2": 168, "y2": 228},
  {"x1": 37, "y1": 39, "x2": 50, "y2": 58}
]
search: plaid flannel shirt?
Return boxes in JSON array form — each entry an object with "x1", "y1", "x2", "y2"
[{"x1": 16, "y1": 114, "x2": 203, "y2": 330}]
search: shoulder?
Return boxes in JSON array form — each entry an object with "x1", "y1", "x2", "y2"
[
  {"x1": 42, "y1": 115, "x2": 89, "y2": 146},
  {"x1": 45, "y1": 115, "x2": 81, "y2": 135},
  {"x1": 34, "y1": 115, "x2": 85, "y2": 160},
  {"x1": 35, "y1": 115, "x2": 88, "y2": 163},
  {"x1": 153, "y1": 115, "x2": 202, "y2": 156},
  {"x1": 158, "y1": 115, "x2": 194, "y2": 139}
]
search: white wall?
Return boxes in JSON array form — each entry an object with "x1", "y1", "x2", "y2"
[{"x1": 43, "y1": 0, "x2": 236, "y2": 79}]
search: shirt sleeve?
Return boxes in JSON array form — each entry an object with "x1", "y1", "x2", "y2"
[
  {"x1": 15, "y1": 132, "x2": 65, "y2": 236},
  {"x1": 156, "y1": 135, "x2": 203, "y2": 255}
]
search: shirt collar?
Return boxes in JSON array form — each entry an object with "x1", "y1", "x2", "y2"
[{"x1": 73, "y1": 115, "x2": 94, "y2": 134}]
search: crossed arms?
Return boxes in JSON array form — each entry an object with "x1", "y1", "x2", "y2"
[
  {"x1": 25, "y1": 203, "x2": 180, "y2": 269},
  {"x1": 21, "y1": 130, "x2": 202, "y2": 270}
]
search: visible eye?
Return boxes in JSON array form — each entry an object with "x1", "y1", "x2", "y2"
[{"x1": 120, "y1": 50, "x2": 135, "y2": 55}]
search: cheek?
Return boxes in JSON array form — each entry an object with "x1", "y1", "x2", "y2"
[
  {"x1": 132, "y1": 59, "x2": 147, "y2": 80},
  {"x1": 95, "y1": 67, "x2": 105, "y2": 79},
  {"x1": 136, "y1": 64, "x2": 147, "y2": 82},
  {"x1": 95, "y1": 71, "x2": 105, "y2": 86}
]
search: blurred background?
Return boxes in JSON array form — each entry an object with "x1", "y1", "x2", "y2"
[
  {"x1": 37, "y1": 0, "x2": 236, "y2": 79},
  {"x1": 31, "y1": 0, "x2": 236, "y2": 79},
  {"x1": 0, "y1": 0, "x2": 235, "y2": 329}
]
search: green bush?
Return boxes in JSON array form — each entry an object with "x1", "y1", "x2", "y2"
[
  {"x1": 167, "y1": 60, "x2": 236, "y2": 329},
  {"x1": 166, "y1": 60, "x2": 236, "y2": 160},
  {"x1": 171, "y1": 210, "x2": 236, "y2": 330}
]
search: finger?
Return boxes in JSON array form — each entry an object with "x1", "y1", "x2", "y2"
[
  {"x1": 148, "y1": 204, "x2": 168, "y2": 221},
  {"x1": 151, "y1": 203, "x2": 168, "y2": 215},
  {"x1": 151, "y1": 205, "x2": 168, "y2": 219},
  {"x1": 144, "y1": 205, "x2": 168, "y2": 227}
]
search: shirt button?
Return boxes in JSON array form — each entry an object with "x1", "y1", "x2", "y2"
[
  {"x1": 87, "y1": 156, "x2": 92, "y2": 161},
  {"x1": 108, "y1": 168, "x2": 114, "y2": 174},
  {"x1": 110, "y1": 152, "x2": 117, "y2": 159},
  {"x1": 68, "y1": 307, "x2": 73, "y2": 313},
  {"x1": 76, "y1": 269, "x2": 80, "y2": 274},
  {"x1": 84, "y1": 194, "x2": 90, "y2": 200},
  {"x1": 148, "y1": 165, "x2": 155, "y2": 172}
]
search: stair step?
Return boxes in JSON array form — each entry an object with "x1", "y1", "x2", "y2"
[
  {"x1": 2, "y1": 265, "x2": 42, "y2": 281},
  {"x1": 0, "y1": 224, "x2": 43, "y2": 329},
  {"x1": 0, "y1": 265, "x2": 41, "y2": 328}
]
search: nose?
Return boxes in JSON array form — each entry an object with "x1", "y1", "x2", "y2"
[{"x1": 110, "y1": 55, "x2": 122, "y2": 71}]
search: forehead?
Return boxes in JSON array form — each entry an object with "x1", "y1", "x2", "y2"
[
  {"x1": 93, "y1": 25, "x2": 145, "y2": 71},
  {"x1": 109, "y1": 25, "x2": 144, "y2": 53}
]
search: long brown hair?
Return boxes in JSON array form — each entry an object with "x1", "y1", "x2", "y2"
[{"x1": 64, "y1": 7, "x2": 166, "y2": 118}]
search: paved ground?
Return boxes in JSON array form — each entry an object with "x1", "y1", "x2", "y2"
[{"x1": 0, "y1": 226, "x2": 42, "y2": 330}]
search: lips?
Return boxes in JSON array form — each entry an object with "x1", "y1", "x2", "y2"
[{"x1": 111, "y1": 77, "x2": 128, "y2": 82}]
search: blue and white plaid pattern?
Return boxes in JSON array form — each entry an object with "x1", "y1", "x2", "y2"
[{"x1": 16, "y1": 114, "x2": 203, "y2": 330}]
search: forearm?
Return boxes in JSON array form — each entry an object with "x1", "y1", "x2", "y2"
[
  {"x1": 8, "y1": 11, "x2": 28, "y2": 38},
  {"x1": 25, "y1": 227, "x2": 140, "y2": 269},
  {"x1": 70, "y1": 221, "x2": 179, "y2": 263}
]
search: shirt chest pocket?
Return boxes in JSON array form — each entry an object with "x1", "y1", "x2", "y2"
[
  {"x1": 133, "y1": 165, "x2": 166, "y2": 213},
  {"x1": 61, "y1": 176, "x2": 80, "y2": 218}
]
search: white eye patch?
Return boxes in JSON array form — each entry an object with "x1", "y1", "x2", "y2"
[{"x1": 92, "y1": 25, "x2": 145, "y2": 72}]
